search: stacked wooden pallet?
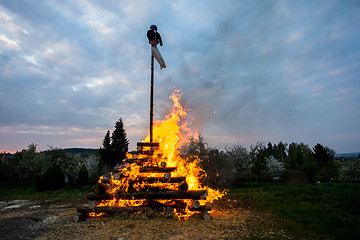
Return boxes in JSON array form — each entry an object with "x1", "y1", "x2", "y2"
[{"x1": 75, "y1": 142, "x2": 211, "y2": 221}]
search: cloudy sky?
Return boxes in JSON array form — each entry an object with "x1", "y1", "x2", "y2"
[{"x1": 1, "y1": 0, "x2": 359, "y2": 154}]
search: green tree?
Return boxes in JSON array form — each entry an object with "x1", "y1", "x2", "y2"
[
  {"x1": 313, "y1": 143, "x2": 338, "y2": 182},
  {"x1": 201, "y1": 148, "x2": 228, "y2": 187},
  {"x1": 313, "y1": 143, "x2": 334, "y2": 165},
  {"x1": 41, "y1": 147, "x2": 79, "y2": 184},
  {"x1": 225, "y1": 144, "x2": 251, "y2": 184},
  {"x1": 250, "y1": 142, "x2": 268, "y2": 185},
  {"x1": 273, "y1": 142, "x2": 288, "y2": 163},
  {"x1": 180, "y1": 135, "x2": 208, "y2": 161},
  {"x1": 13, "y1": 143, "x2": 42, "y2": 188},
  {"x1": 111, "y1": 118, "x2": 129, "y2": 166},
  {"x1": 98, "y1": 130, "x2": 113, "y2": 174},
  {"x1": 286, "y1": 142, "x2": 318, "y2": 184},
  {"x1": 98, "y1": 118, "x2": 129, "y2": 173}
]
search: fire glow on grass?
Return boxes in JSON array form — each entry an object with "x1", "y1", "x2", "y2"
[{"x1": 94, "y1": 90, "x2": 227, "y2": 219}]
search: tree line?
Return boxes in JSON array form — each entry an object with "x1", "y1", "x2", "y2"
[
  {"x1": 1, "y1": 117, "x2": 359, "y2": 191},
  {"x1": 0, "y1": 118, "x2": 129, "y2": 190},
  {"x1": 180, "y1": 137, "x2": 360, "y2": 187},
  {"x1": 0, "y1": 144, "x2": 98, "y2": 190}
]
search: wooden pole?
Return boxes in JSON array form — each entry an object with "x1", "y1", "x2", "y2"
[{"x1": 150, "y1": 53, "x2": 154, "y2": 143}]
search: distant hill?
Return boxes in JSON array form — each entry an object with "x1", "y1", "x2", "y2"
[
  {"x1": 63, "y1": 148, "x2": 98, "y2": 155},
  {"x1": 335, "y1": 152, "x2": 360, "y2": 158}
]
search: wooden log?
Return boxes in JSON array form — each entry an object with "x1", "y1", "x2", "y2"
[
  {"x1": 201, "y1": 211, "x2": 211, "y2": 221},
  {"x1": 192, "y1": 199, "x2": 200, "y2": 209},
  {"x1": 101, "y1": 175, "x2": 185, "y2": 183},
  {"x1": 89, "y1": 201, "x2": 96, "y2": 209},
  {"x1": 77, "y1": 205, "x2": 211, "y2": 214},
  {"x1": 178, "y1": 181, "x2": 189, "y2": 192},
  {"x1": 189, "y1": 205, "x2": 211, "y2": 212},
  {"x1": 140, "y1": 167, "x2": 177, "y2": 173},
  {"x1": 77, "y1": 206, "x2": 154, "y2": 214},
  {"x1": 129, "y1": 150, "x2": 154, "y2": 155},
  {"x1": 137, "y1": 176, "x2": 185, "y2": 183},
  {"x1": 87, "y1": 190, "x2": 208, "y2": 201},
  {"x1": 160, "y1": 161, "x2": 167, "y2": 168},
  {"x1": 113, "y1": 172, "x2": 121, "y2": 180},
  {"x1": 137, "y1": 142, "x2": 159, "y2": 147},
  {"x1": 163, "y1": 173, "x2": 170, "y2": 180},
  {"x1": 113, "y1": 158, "x2": 150, "y2": 170},
  {"x1": 136, "y1": 146, "x2": 143, "y2": 151},
  {"x1": 95, "y1": 182, "x2": 107, "y2": 194},
  {"x1": 115, "y1": 190, "x2": 208, "y2": 200},
  {"x1": 112, "y1": 168, "x2": 131, "y2": 175},
  {"x1": 73, "y1": 212, "x2": 86, "y2": 222}
]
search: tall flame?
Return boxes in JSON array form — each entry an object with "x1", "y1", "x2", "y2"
[{"x1": 95, "y1": 90, "x2": 226, "y2": 219}]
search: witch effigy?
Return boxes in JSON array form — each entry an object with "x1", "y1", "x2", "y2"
[{"x1": 147, "y1": 25, "x2": 166, "y2": 69}]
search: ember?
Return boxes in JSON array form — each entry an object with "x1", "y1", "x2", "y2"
[{"x1": 76, "y1": 91, "x2": 226, "y2": 221}]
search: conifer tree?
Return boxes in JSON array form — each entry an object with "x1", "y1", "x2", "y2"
[
  {"x1": 98, "y1": 130, "x2": 113, "y2": 173},
  {"x1": 111, "y1": 118, "x2": 129, "y2": 166}
]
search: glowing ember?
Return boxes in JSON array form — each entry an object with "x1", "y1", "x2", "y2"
[
  {"x1": 92, "y1": 90, "x2": 226, "y2": 219},
  {"x1": 88, "y1": 212, "x2": 106, "y2": 217}
]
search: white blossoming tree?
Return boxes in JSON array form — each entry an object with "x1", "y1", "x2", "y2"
[{"x1": 265, "y1": 156, "x2": 285, "y2": 180}]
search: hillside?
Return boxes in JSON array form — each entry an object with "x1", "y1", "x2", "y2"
[{"x1": 63, "y1": 148, "x2": 98, "y2": 155}]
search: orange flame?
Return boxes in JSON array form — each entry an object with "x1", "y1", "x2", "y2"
[{"x1": 95, "y1": 90, "x2": 226, "y2": 219}]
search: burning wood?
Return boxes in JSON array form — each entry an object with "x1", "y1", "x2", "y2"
[
  {"x1": 77, "y1": 205, "x2": 211, "y2": 214},
  {"x1": 76, "y1": 91, "x2": 226, "y2": 221},
  {"x1": 87, "y1": 190, "x2": 208, "y2": 200}
]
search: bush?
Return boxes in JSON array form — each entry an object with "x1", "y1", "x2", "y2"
[{"x1": 35, "y1": 165, "x2": 64, "y2": 191}]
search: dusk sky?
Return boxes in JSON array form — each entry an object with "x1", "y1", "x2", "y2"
[{"x1": 1, "y1": 0, "x2": 359, "y2": 154}]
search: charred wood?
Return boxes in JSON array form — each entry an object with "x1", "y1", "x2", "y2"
[
  {"x1": 190, "y1": 205, "x2": 211, "y2": 212},
  {"x1": 73, "y1": 212, "x2": 86, "y2": 222},
  {"x1": 163, "y1": 172, "x2": 170, "y2": 180},
  {"x1": 77, "y1": 206, "x2": 154, "y2": 214},
  {"x1": 115, "y1": 190, "x2": 208, "y2": 200},
  {"x1": 87, "y1": 190, "x2": 208, "y2": 201},
  {"x1": 140, "y1": 167, "x2": 177, "y2": 173},
  {"x1": 88, "y1": 201, "x2": 96, "y2": 209},
  {"x1": 113, "y1": 172, "x2": 121, "y2": 180},
  {"x1": 201, "y1": 211, "x2": 211, "y2": 221},
  {"x1": 137, "y1": 142, "x2": 160, "y2": 147},
  {"x1": 137, "y1": 176, "x2": 185, "y2": 183},
  {"x1": 128, "y1": 150, "x2": 154, "y2": 155},
  {"x1": 192, "y1": 199, "x2": 200, "y2": 209},
  {"x1": 95, "y1": 182, "x2": 107, "y2": 194},
  {"x1": 77, "y1": 205, "x2": 210, "y2": 214},
  {"x1": 178, "y1": 181, "x2": 189, "y2": 192}
]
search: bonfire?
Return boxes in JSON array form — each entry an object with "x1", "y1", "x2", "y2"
[{"x1": 76, "y1": 90, "x2": 226, "y2": 221}]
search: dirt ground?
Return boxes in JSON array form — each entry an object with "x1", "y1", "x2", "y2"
[{"x1": 0, "y1": 197, "x2": 294, "y2": 240}]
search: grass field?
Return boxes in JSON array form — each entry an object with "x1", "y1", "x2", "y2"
[
  {"x1": 228, "y1": 182, "x2": 360, "y2": 240},
  {"x1": 1, "y1": 183, "x2": 359, "y2": 239},
  {"x1": 0, "y1": 185, "x2": 92, "y2": 202}
]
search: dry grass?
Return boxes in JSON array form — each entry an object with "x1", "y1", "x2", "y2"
[{"x1": 0, "y1": 197, "x2": 297, "y2": 240}]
